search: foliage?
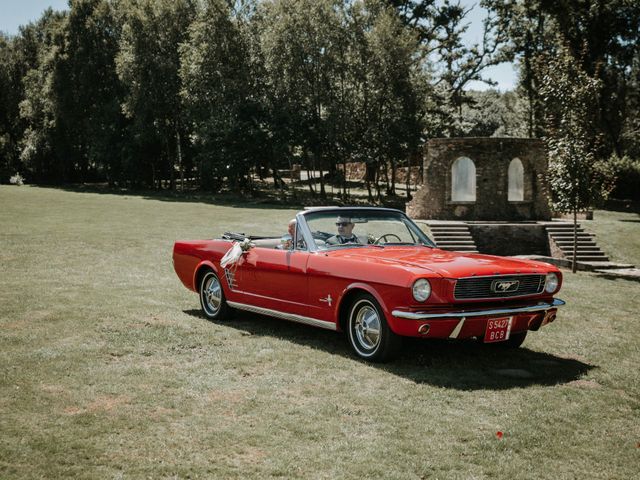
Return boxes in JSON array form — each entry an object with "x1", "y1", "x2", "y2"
[
  {"x1": 347, "y1": 1, "x2": 428, "y2": 199},
  {"x1": 180, "y1": 0, "x2": 264, "y2": 192},
  {"x1": 0, "y1": 35, "x2": 18, "y2": 182},
  {"x1": 1, "y1": 0, "x2": 639, "y2": 197},
  {"x1": 257, "y1": 0, "x2": 428, "y2": 200},
  {"x1": 55, "y1": 0, "x2": 125, "y2": 183},
  {"x1": 388, "y1": 0, "x2": 508, "y2": 137},
  {"x1": 17, "y1": 9, "x2": 67, "y2": 183},
  {"x1": 8, "y1": 173, "x2": 24, "y2": 185},
  {"x1": 485, "y1": 0, "x2": 640, "y2": 156},
  {"x1": 608, "y1": 155, "x2": 640, "y2": 201},
  {"x1": 540, "y1": 44, "x2": 615, "y2": 214},
  {"x1": 539, "y1": 43, "x2": 616, "y2": 271},
  {"x1": 259, "y1": 0, "x2": 347, "y2": 197},
  {"x1": 116, "y1": 0, "x2": 196, "y2": 189},
  {"x1": 450, "y1": 89, "x2": 524, "y2": 138},
  {"x1": 540, "y1": 48, "x2": 614, "y2": 213}
]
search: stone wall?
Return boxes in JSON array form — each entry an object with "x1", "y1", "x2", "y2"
[
  {"x1": 341, "y1": 162, "x2": 422, "y2": 185},
  {"x1": 468, "y1": 223, "x2": 551, "y2": 257},
  {"x1": 406, "y1": 138, "x2": 551, "y2": 221}
]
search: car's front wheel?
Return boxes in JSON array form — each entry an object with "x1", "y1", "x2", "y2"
[
  {"x1": 199, "y1": 270, "x2": 231, "y2": 320},
  {"x1": 347, "y1": 293, "x2": 401, "y2": 362}
]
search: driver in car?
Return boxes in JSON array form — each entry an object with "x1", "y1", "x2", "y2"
[{"x1": 326, "y1": 216, "x2": 364, "y2": 245}]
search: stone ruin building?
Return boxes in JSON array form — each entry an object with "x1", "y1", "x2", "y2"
[
  {"x1": 406, "y1": 137, "x2": 551, "y2": 221},
  {"x1": 406, "y1": 137, "x2": 615, "y2": 267}
]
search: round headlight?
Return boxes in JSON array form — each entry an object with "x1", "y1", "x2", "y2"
[
  {"x1": 412, "y1": 279, "x2": 431, "y2": 302},
  {"x1": 545, "y1": 273, "x2": 559, "y2": 293}
]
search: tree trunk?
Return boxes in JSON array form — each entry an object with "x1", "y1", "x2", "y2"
[
  {"x1": 390, "y1": 159, "x2": 396, "y2": 196},
  {"x1": 272, "y1": 167, "x2": 285, "y2": 190},
  {"x1": 572, "y1": 208, "x2": 578, "y2": 273},
  {"x1": 342, "y1": 158, "x2": 348, "y2": 199},
  {"x1": 365, "y1": 162, "x2": 375, "y2": 202},
  {"x1": 406, "y1": 154, "x2": 412, "y2": 201},
  {"x1": 176, "y1": 129, "x2": 184, "y2": 192},
  {"x1": 163, "y1": 137, "x2": 174, "y2": 191},
  {"x1": 305, "y1": 152, "x2": 315, "y2": 195}
]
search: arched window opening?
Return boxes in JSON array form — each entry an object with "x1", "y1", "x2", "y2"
[
  {"x1": 508, "y1": 158, "x2": 524, "y2": 201},
  {"x1": 451, "y1": 157, "x2": 476, "y2": 201}
]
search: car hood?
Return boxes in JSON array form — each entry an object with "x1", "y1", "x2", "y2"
[{"x1": 327, "y1": 246, "x2": 554, "y2": 278}]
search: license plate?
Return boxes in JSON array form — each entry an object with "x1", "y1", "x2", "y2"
[{"x1": 484, "y1": 317, "x2": 513, "y2": 343}]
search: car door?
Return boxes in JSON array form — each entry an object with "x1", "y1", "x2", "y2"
[{"x1": 232, "y1": 247, "x2": 310, "y2": 318}]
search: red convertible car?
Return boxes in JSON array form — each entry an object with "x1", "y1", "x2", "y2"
[{"x1": 173, "y1": 207, "x2": 564, "y2": 362}]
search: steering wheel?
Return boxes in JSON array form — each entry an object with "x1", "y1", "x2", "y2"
[{"x1": 374, "y1": 233, "x2": 402, "y2": 245}]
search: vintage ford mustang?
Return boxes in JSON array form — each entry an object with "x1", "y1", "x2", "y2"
[{"x1": 173, "y1": 207, "x2": 564, "y2": 361}]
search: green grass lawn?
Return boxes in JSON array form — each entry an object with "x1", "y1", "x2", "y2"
[
  {"x1": 1, "y1": 186, "x2": 639, "y2": 479},
  {"x1": 584, "y1": 208, "x2": 640, "y2": 265}
]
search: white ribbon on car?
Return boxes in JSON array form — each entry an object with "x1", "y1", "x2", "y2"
[{"x1": 220, "y1": 238, "x2": 253, "y2": 268}]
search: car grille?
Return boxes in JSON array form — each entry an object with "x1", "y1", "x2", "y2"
[{"x1": 454, "y1": 275, "x2": 545, "y2": 300}]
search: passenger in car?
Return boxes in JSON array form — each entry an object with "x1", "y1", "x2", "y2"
[{"x1": 279, "y1": 218, "x2": 297, "y2": 249}]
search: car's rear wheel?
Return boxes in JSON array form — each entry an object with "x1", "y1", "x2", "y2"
[
  {"x1": 199, "y1": 270, "x2": 231, "y2": 320},
  {"x1": 347, "y1": 293, "x2": 401, "y2": 362}
]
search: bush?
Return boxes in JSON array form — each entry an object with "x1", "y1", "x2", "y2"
[
  {"x1": 9, "y1": 173, "x2": 24, "y2": 186},
  {"x1": 609, "y1": 155, "x2": 640, "y2": 200}
]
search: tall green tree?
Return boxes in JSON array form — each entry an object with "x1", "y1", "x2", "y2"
[
  {"x1": 117, "y1": 0, "x2": 196, "y2": 189},
  {"x1": 18, "y1": 9, "x2": 68, "y2": 183},
  {"x1": 0, "y1": 34, "x2": 20, "y2": 182},
  {"x1": 15, "y1": 1, "x2": 124, "y2": 184},
  {"x1": 485, "y1": 0, "x2": 640, "y2": 155},
  {"x1": 259, "y1": 0, "x2": 346, "y2": 198},
  {"x1": 539, "y1": 44, "x2": 615, "y2": 272},
  {"x1": 348, "y1": 1, "x2": 427, "y2": 199},
  {"x1": 55, "y1": 0, "x2": 125, "y2": 183},
  {"x1": 180, "y1": 0, "x2": 267, "y2": 193},
  {"x1": 389, "y1": 1, "x2": 507, "y2": 137}
]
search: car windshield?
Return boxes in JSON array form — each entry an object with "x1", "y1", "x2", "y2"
[{"x1": 303, "y1": 209, "x2": 434, "y2": 250}]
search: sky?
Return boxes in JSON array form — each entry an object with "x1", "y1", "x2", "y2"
[{"x1": 0, "y1": 0, "x2": 517, "y2": 91}]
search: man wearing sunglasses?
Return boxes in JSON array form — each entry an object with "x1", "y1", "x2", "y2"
[{"x1": 326, "y1": 216, "x2": 364, "y2": 245}]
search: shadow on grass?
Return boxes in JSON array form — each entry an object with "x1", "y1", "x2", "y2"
[
  {"x1": 603, "y1": 198, "x2": 640, "y2": 214},
  {"x1": 47, "y1": 184, "x2": 306, "y2": 210},
  {"x1": 44, "y1": 183, "x2": 410, "y2": 210},
  {"x1": 184, "y1": 309, "x2": 595, "y2": 391}
]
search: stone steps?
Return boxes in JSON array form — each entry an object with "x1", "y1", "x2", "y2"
[
  {"x1": 425, "y1": 221, "x2": 479, "y2": 253},
  {"x1": 545, "y1": 223, "x2": 609, "y2": 263}
]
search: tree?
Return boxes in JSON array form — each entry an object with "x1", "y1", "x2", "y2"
[
  {"x1": 117, "y1": 0, "x2": 196, "y2": 189},
  {"x1": 539, "y1": 44, "x2": 615, "y2": 272},
  {"x1": 388, "y1": 1, "x2": 508, "y2": 137},
  {"x1": 54, "y1": 0, "x2": 125, "y2": 184},
  {"x1": 259, "y1": 0, "x2": 345, "y2": 198},
  {"x1": 485, "y1": 0, "x2": 640, "y2": 156},
  {"x1": 18, "y1": 9, "x2": 68, "y2": 183},
  {"x1": 0, "y1": 34, "x2": 20, "y2": 182},
  {"x1": 348, "y1": 1, "x2": 427, "y2": 199},
  {"x1": 181, "y1": 0, "x2": 268, "y2": 193}
]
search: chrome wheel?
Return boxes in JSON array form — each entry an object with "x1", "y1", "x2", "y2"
[
  {"x1": 347, "y1": 294, "x2": 401, "y2": 362},
  {"x1": 199, "y1": 270, "x2": 231, "y2": 320},
  {"x1": 202, "y1": 275, "x2": 222, "y2": 315},
  {"x1": 354, "y1": 304, "x2": 381, "y2": 350}
]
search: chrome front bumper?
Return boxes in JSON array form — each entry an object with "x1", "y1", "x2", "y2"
[{"x1": 392, "y1": 298, "x2": 565, "y2": 320}]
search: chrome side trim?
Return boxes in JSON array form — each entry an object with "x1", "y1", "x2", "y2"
[
  {"x1": 392, "y1": 298, "x2": 565, "y2": 320},
  {"x1": 227, "y1": 301, "x2": 338, "y2": 331}
]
